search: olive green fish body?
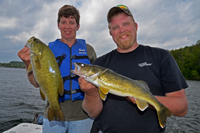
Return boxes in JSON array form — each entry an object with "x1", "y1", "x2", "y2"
[
  {"x1": 26, "y1": 37, "x2": 64, "y2": 121},
  {"x1": 71, "y1": 63, "x2": 172, "y2": 128}
]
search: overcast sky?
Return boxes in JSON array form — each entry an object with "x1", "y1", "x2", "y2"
[{"x1": 0, "y1": 0, "x2": 200, "y2": 63}]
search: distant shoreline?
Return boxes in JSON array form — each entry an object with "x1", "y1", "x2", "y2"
[
  {"x1": 0, "y1": 61, "x2": 25, "y2": 68},
  {"x1": 0, "y1": 66, "x2": 25, "y2": 69}
]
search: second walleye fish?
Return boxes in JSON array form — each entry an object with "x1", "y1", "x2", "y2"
[{"x1": 71, "y1": 63, "x2": 172, "y2": 128}]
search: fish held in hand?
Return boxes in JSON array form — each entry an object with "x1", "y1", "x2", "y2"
[
  {"x1": 26, "y1": 36, "x2": 64, "y2": 121},
  {"x1": 71, "y1": 63, "x2": 172, "y2": 128}
]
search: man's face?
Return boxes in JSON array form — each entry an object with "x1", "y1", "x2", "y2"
[
  {"x1": 109, "y1": 13, "x2": 138, "y2": 51},
  {"x1": 58, "y1": 16, "x2": 80, "y2": 43}
]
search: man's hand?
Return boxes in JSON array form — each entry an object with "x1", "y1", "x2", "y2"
[
  {"x1": 79, "y1": 77, "x2": 103, "y2": 118},
  {"x1": 17, "y1": 45, "x2": 39, "y2": 88},
  {"x1": 78, "y1": 77, "x2": 99, "y2": 96},
  {"x1": 126, "y1": 97, "x2": 136, "y2": 104},
  {"x1": 17, "y1": 46, "x2": 30, "y2": 66}
]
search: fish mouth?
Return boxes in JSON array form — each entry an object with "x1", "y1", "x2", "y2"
[
  {"x1": 71, "y1": 63, "x2": 81, "y2": 75},
  {"x1": 71, "y1": 63, "x2": 88, "y2": 79},
  {"x1": 74, "y1": 63, "x2": 81, "y2": 71},
  {"x1": 25, "y1": 37, "x2": 35, "y2": 48},
  {"x1": 25, "y1": 42, "x2": 31, "y2": 48},
  {"x1": 25, "y1": 42, "x2": 36, "y2": 55}
]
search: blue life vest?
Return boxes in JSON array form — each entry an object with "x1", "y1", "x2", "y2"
[{"x1": 49, "y1": 39, "x2": 91, "y2": 102}]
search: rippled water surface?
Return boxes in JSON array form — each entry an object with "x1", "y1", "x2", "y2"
[
  {"x1": 166, "y1": 80, "x2": 200, "y2": 133},
  {"x1": 0, "y1": 67, "x2": 199, "y2": 132},
  {"x1": 0, "y1": 67, "x2": 46, "y2": 132}
]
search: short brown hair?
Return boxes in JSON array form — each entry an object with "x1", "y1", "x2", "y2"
[{"x1": 57, "y1": 5, "x2": 80, "y2": 26}]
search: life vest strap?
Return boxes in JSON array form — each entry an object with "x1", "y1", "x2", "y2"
[
  {"x1": 63, "y1": 74, "x2": 78, "y2": 83},
  {"x1": 60, "y1": 89, "x2": 83, "y2": 97},
  {"x1": 71, "y1": 55, "x2": 89, "y2": 59},
  {"x1": 56, "y1": 53, "x2": 67, "y2": 67}
]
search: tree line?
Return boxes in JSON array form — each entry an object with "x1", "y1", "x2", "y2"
[
  {"x1": 0, "y1": 61, "x2": 25, "y2": 68},
  {"x1": 1, "y1": 40, "x2": 200, "y2": 80},
  {"x1": 169, "y1": 39, "x2": 200, "y2": 80}
]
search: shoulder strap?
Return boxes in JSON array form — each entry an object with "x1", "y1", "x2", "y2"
[
  {"x1": 62, "y1": 74, "x2": 78, "y2": 83},
  {"x1": 56, "y1": 53, "x2": 67, "y2": 67},
  {"x1": 71, "y1": 55, "x2": 89, "y2": 59}
]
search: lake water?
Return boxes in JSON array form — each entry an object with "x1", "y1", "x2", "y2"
[{"x1": 0, "y1": 67, "x2": 199, "y2": 132}]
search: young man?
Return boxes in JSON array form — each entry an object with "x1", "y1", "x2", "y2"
[
  {"x1": 79, "y1": 5, "x2": 188, "y2": 133},
  {"x1": 18, "y1": 5, "x2": 96, "y2": 133}
]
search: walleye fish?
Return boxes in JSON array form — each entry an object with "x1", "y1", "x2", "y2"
[
  {"x1": 26, "y1": 36, "x2": 64, "y2": 121},
  {"x1": 71, "y1": 63, "x2": 172, "y2": 128}
]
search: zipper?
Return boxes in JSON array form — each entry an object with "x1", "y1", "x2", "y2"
[{"x1": 70, "y1": 47, "x2": 72, "y2": 99}]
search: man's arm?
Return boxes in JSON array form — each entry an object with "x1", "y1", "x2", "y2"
[
  {"x1": 18, "y1": 46, "x2": 39, "y2": 88},
  {"x1": 78, "y1": 77, "x2": 103, "y2": 118},
  {"x1": 155, "y1": 89, "x2": 188, "y2": 116},
  {"x1": 128, "y1": 89, "x2": 188, "y2": 116}
]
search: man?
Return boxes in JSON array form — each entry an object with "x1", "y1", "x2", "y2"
[
  {"x1": 18, "y1": 5, "x2": 96, "y2": 133},
  {"x1": 78, "y1": 5, "x2": 188, "y2": 133}
]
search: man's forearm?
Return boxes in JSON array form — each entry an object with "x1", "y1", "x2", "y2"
[
  {"x1": 25, "y1": 61, "x2": 39, "y2": 88},
  {"x1": 82, "y1": 93, "x2": 103, "y2": 118},
  {"x1": 155, "y1": 89, "x2": 188, "y2": 116},
  {"x1": 27, "y1": 71, "x2": 39, "y2": 88}
]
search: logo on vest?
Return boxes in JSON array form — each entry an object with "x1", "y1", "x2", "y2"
[
  {"x1": 79, "y1": 49, "x2": 86, "y2": 54},
  {"x1": 138, "y1": 62, "x2": 152, "y2": 67}
]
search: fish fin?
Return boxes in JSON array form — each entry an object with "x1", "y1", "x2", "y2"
[
  {"x1": 27, "y1": 64, "x2": 33, "y2": 73},
  {"x1": 39, "y1": 88, "x2": 46, "y2": 100},
  {"x1": 137, "y1": 80, "x2": 150, "y2": 90},
  {"x1": 39, "y1": 49, "x2": 44, "y2": 53},
  {"x1": 135, "y1": 98, "x2": 149, "y2": 111},
  {"x1": 91, "y1": 68, "x2": 109, "y2": 81},
  {"x1": 48, "y1": 107, "x2": 65, "y2": 121},
  {"x1": 34, "y1": 57, "x2": 41, "y2": 70},
  {"x1": 99, "y1": 89, "x2": 107, "y2": 101},
  {"x1": 87, "y1": 72, "x2": 99, "y2": 81},
  {"x1": 97, "y1": 68, "x2": 109, "y2": 77},
  {"x1": 157, "y1": 106, "x2": 172, "y2": 128},
  {"x1": 99, "y1": 86, "x2": 109, "y2": 94},
  {"x1": 58, "y1": 85, "x2": 64, "y2": 96}
]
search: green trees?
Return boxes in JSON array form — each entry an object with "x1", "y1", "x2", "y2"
[
  {"x1": 0, "y1": 61, "x2": 25, "y2": 68},
  {"x1": 170, "y1": 40, "x2": 200, "y2": 80},
  {"x1": 1, "y1": 40, "x2": 200, "y2": 80}
]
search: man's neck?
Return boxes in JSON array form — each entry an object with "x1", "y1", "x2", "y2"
[
  {"x1": 60, "y1": 38, "x2": 76, "y2": 47},
  {"x1": 117, "y1": 42, "x2": 139, "y2": 53}
]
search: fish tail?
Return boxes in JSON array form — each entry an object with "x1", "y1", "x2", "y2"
[
  {"x1": 48, "y1": 107, "x2": 65, "y2": 121},
  {"x1": 157, "y1": 106, "x2": 172, "y2": 128}
]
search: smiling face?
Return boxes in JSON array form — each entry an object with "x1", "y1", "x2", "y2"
[
  {"x1": 109, "y1": 12, "x2": 139, "y2": 53},
  {"x1": 58, "y1": 16, "x2": 80, "y2": 46}
]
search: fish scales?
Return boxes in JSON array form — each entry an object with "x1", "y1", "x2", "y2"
[
  {"x1": 71, "y1": 63, "x2": 172, "y2": 128},
  {"x1": 26, "y1": 36, "x2": 65, "y2": 121}
]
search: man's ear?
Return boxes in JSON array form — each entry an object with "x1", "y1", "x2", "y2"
[
  {"x1": 77, "y1": 24, "x2": 80, "y2": 31},
  {"x1": 57, "y1": 23, "x2": 60, "y2": 30},
  {"x1": 135, "y1": 22, "x2": 138, "y2": 31}
]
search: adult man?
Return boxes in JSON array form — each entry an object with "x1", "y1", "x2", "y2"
[
  {"x1": 79, "y1": 5, "x2": 188, "y2": 133},
  {"x1": 18, "y1": 5, "x2": 96, "y2": 133}
]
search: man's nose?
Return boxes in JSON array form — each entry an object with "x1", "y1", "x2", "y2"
[
  {"x1": 65, "y1": 23, "x2": 70, "y2": 28},
  {"x1": 119, "y1": 26, "x2": 125, "y2": 32}
]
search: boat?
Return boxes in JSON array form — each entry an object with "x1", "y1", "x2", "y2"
[{"x1": 3, "y1": 123, "x2": 42, "y2": 133}]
